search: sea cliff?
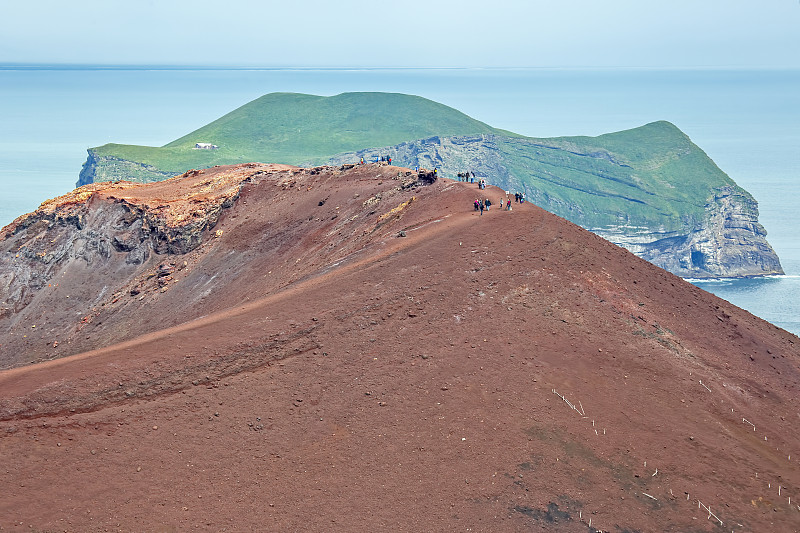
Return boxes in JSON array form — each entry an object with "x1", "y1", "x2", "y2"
[{"x1": 78, "y1": 150, "x2": 175, "y2": 186}]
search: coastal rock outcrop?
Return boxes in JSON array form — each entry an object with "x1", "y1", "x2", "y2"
[
  {"x1": 78, "y1": 150, "x2": 175, "y2": 186},
  {"x1": 601, "y1": 185, "x2": 783, "y2": 278}
]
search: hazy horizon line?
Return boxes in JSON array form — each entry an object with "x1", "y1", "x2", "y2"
[{"x1": 2, "y1": 63, "x2": 799, "y2": 72}]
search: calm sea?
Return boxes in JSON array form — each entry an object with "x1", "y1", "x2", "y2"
[{"x1": 1, "y1": 67, "x2": 798, "y2": 334}]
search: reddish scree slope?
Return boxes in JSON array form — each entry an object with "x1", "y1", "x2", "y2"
[{"x1": 1, "y1": 163, "x2": 799, "y2": 532}]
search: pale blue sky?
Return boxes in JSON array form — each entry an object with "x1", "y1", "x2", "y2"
[{"x1": 2, "y1": 0, "x2": 799, "y2": 68}]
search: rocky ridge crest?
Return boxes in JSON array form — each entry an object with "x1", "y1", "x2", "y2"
[{"x1": 0, "y1": 162, "x2": 425, "y2": 367}]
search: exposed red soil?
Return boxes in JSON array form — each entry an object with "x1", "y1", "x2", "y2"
[{"x1": 1, "y1": 163, "x2": 799, "y2": 532}]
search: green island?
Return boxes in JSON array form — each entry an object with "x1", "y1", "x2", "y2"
[{"x1": 78, "y1": 92, "x2": 782, "y2": 279}]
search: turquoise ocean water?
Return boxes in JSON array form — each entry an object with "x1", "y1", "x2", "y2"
[{"x1": 1, "y1": 67, "x2": 798, "y2": 333}]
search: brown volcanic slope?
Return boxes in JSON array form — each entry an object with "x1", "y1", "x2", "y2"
[{"x1": 1, "y1": 163, "x2": 800, "y2": 532}]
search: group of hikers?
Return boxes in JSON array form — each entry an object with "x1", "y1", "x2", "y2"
[
  {"x1": 473, "y1": 198, "x2": 493, "y2": 215},
  {"x1": 473, "y1": 193, "x2": 522, "y2": 215},
  {"x1": 466, "y1": 174, "x2": 526, "y2": 215},
  {"x1": 457, "y1": 171, "x2": 476, "y2": 183},
  {"x1": 352, "y1": 160, "x2": 528, "y2": 211},
  {"x1": 457, "y1": 171, "x2": 490, "y2": 190},
  {"x1": 359, "y1": 155, "x2": 393, "y2": 165}
]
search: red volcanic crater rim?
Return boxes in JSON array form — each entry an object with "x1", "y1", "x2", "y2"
[{"x1": 0, "y1": 162, "x2": 799, "y2": 531}]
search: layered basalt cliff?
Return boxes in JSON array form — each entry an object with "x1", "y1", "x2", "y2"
[
  {"x1": 78, "y1": 150, "x2": 175, "y2": 186},
  {"x1": 599, "y1": 186, "x2": 783, "y2": 278}
]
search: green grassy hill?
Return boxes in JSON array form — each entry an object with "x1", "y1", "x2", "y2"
[
  {"x1": 495, "y1": 121, "x2": 734, "y2": 230},
  {"x1": 87, "y1": 92, "x2": 506, "y2": 178},
  {"x1": 79, "y1": 91, "x2": 743, "y2": 233}
]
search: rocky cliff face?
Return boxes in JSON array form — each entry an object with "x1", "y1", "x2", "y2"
[
  {"x1": 0, "y1": 165, "x2": 265, "y2": 365},
  {"x1": 598, "y1": 186, "x2": 783, "y2": 278},
  {"x1": 327, "y1": 134, "x2": 783, "y2": 279},
  {"x1": 78, "y1": 149, "x2": 175, "y2": 186}
]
